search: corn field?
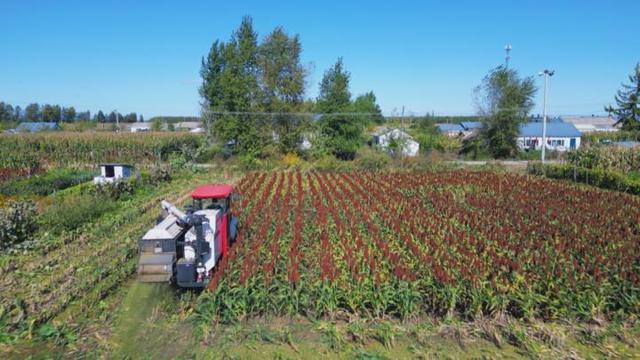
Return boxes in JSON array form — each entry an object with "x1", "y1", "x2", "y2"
[
  {"x1": 0, "y1": 132, "x2": 201, "y2": 173},
  {"x1": 198, "y1": 171, "x2": 640, "y2": 323}
]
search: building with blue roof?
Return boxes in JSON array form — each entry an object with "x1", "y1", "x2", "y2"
[
  {"x1": 460, "y1": 121, "x2": 482, "y2": 131},
  {"x1": 435, "y1": 123, "x2": 463, "y2": 136},
  {"x1": 518, "y1": 122, "x2": 582, "y2": 151},
  {"x1": 14, "y1": 122, "x2": 60, "y2": 133}
]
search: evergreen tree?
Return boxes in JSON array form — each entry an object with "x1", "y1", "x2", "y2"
[
  {"x1": 108, "y1": 111, "x2": 118, "y2": 123},
  {"x1": 14, "y1": 105, "x2": 22, "y2": 121},
  {"x1": 96, "y1": 110, "x2": 106, "y2": 123},
  {"x1": 317, "y1": 58, "x2": 362, "y2": 160},
  {"x1": 606, "y1": 63, "x2": 640, "y2": 131}
]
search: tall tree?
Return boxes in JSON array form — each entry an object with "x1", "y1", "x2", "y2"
[
  {"x1": 317, "y1": 58, "x2": 362, "y2": 160},
  {"x1": 258, "y1": 27, "x2": 306, "y2": 111},
  {"x1": 606, "y1": 63, "x2": 640, "y2": 131},
  {"x1": 14, "y1": 106, "x2": 23, "y2": 121},
  {"x1": 472, "y1": 66, "x2": 536, "y2": 158},
  {"x1": 25, "y1": 103, "x2": 40, "y2": 121},
  {"x1": 62, "y1": 107, "x2": 76, "y2": 122},
  {"x1": 108, "y1": 111, "x2": 118, "y2": 123},
  {"x1": 76, "y1": 110, "x2": 91, "y2": 121},
  {"x1": 42, "y1": 104, "x2": 62, "y2": 122},
  {"x1": 95, "y1": 110, "x2": 106, "y2": 123},
  {"x1": 317, "y1": 58, "x2": 351, "y2": 113},
  {"x1": 257, "y1": 27, "x2": 307, "y2": 152},
  {"x1": 351, "y1": 91, "x2": 384, "y2": 124},
  {"x1": 0, "y1": 102, "x2": 13, "y2": 121}
]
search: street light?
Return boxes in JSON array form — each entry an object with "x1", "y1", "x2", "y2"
[{"x1": 538, "y1": 69, "x2": 554, "y2": 163}]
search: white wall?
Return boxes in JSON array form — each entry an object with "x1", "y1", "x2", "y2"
[
  {"x1": 517, "y1": 136, "x2": 581, "y2": 151},
  {"x1": 378, "y1": 129, "x2": 420, "y2": 156}
]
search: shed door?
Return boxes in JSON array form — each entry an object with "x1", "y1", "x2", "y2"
[
  {"x1": 570, "y1": 138, "x2": 576, "y2": 149},
  {"x1": 105, "y1": 165, "x2": 115, "y2": 178}
]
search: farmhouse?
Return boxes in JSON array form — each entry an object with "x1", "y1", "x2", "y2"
[
  {"x1": 517, "y1": 122, "x2": 582, "y2": 151},
  {"x1": 94, "y1": 164, "x2": 133, "y2": 184},
  {"x1": 130, "y1": 125, "x2": 150, "y2": 133},
  {"x1": 175, "y1": 121, "x2": 202, "y2": 132},
  {"x1": 372, "y1": 128, "x2": 420, "y2": 156}
]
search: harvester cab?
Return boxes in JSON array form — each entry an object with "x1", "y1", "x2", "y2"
[{"x1": 137, "y1": 184, "x2": 238, "y2": 289}]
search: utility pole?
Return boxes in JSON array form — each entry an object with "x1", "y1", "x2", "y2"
[
  {"x1": 401, "y1": 105, "x2": 405, "y2": 129},
  {"x1": 539, "y1": 69, "x2": 555, "y2": 163},
  {"x1": 505, "y1": 44, "x2": 512, "y2": 68}
]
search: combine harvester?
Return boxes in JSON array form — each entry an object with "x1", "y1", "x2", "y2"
[{"x1": 137, "y1": 184, "x2": 238, "y2": 289}]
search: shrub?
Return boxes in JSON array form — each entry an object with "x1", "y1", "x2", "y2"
[
  {"x1": 0, "y1": 201, "x2": 38, "y2": 251},
  {"x1": 40, "y1": 195, "x2": 117, "y2": 233},
  {"x1": 527, "y1": 162, "x2": 640, "y2": 195},
  {"x1": 140, "y1": 164, "x2": 172, "y2": 186},
  {"x1": 282, "y1": 153, "x2": 304, "y2": 168},
  {"x1": 312, "y1": 155, "x2": 353, "y2": 171},
  {"x1": 0, "y1": 169, "x2": 94, "y2": 197},
  {"x1": 354, "y1": 148, "x2": 390, "y2": 170},
  {"x1": 89, "y1": 181, "x2": 136, "y2": 200}
]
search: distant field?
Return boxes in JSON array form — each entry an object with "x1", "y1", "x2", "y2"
[{"x1": 0, "y1": 132, "x2": 201, "y2": 180}]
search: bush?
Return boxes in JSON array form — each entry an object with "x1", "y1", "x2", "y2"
[
  {"x1": 140, "y1": 164, "x2": 172, "y2": 186},
  {"x1": 282, "y1": 153, "x2": 305, "y2": 169},
  {"x1": 0, "y1": 169, "x2": 94, "y2": 197},
  {"x1": 0, "y1": 201, "x2": 38, "y2": 251},
  {"x1": 40, "y1": 195, "x2": 117, "y2": 233},
  {"x1": 527, "y1": 162, "x2": 640, "y2": 195},
  {"x1": 89, "y1": 181, "x2": 136, "y2": 200},
  {"x1": 312, "y1": 155, "x2": 353, "y2": 171},
  {"x1": 354, "y1": 148, "x2": 390, "y2": 170}
]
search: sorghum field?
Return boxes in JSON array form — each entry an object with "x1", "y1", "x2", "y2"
[{"x1": 199, "y1": 170, "x2": 640, "y2": 322}]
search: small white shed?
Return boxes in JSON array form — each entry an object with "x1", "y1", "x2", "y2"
[
  {"x1": 372, "y1": 128, "x2": 420, "y2": 157},
  {"x1": 94, "y1": 164, "x2": 133, "y2": 184}
]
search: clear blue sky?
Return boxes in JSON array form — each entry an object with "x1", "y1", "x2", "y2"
[{"x1": 1, "y1": 0, "x2": 638, "y2": 118}]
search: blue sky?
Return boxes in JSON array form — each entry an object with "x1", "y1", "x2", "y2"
[{"x1": 1, "y1": 1, "x2": 638, "y2": 118}]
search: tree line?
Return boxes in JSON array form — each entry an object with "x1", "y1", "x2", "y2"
[
  {"x1": 200, "y1": 16, "x2": 383, "y2": 159},
  {"x1": 0, "y1": 102, "x2": 143, "y2": 124}
]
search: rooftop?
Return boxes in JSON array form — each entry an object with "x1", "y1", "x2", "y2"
[
  {"x1": 15, "y1": 122, "x2": 59, "y2": 132},
  {"x1": 519, "y1": 122, "x2": 581, "y2": 138},
  {"x1": 435, "y1": 123, "x2": 462, "y2": 133},
  {"x1": 191, "y1": 184, "x2": 234, "y2": 199}
]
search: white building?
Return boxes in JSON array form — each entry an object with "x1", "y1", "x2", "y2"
[
  {"x1": 562, "y1": 116, "x2": 618, "y2": 133},
  {"x1": 517, "y1": 122, "x2": 582, "y2": 151},
  {"x1": 372, "y1": 128, "x2": 420, "y2": 157},
  {"x1": 130, "y1": 125, "x2": 150, "y2": 133},
  {"x1": 94, "y1": 164, "x2": 133, "y2": 184}
]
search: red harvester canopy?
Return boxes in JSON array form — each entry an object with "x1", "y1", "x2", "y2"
[{"x1": 191, "y1": 184, "x2": 234, "y2": 199}]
